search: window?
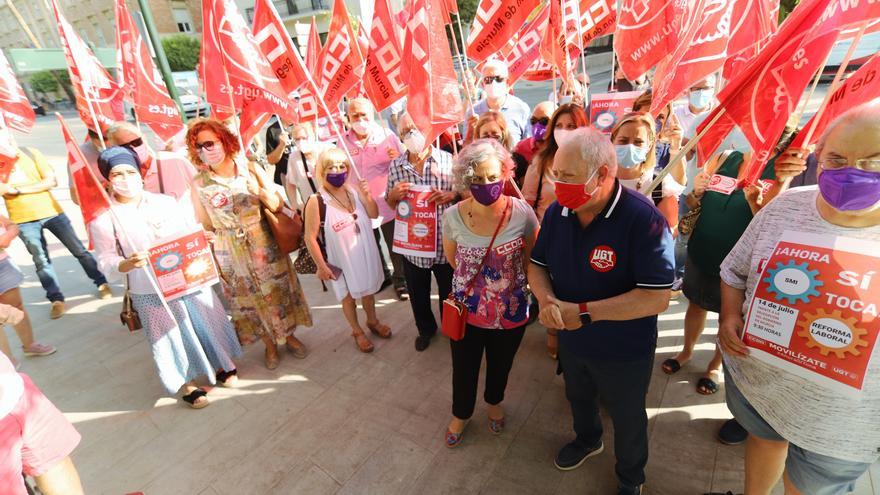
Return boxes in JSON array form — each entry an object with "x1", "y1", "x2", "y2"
[{"x1": 173, "y1": 8, "x2": 193, "y2": 33}]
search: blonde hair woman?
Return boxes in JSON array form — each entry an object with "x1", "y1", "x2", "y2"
[
  {"x1": 474, "y1": 111, "x2": 513, "y2": 150},
  {"x1": 303, "y1": 148, "x2": 392, "y2": 353}
]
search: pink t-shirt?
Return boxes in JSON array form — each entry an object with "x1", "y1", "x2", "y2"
[
  {"x1": 142, "y1": 151, "x2": 198, "y2": 201},
  {"x1": 342, "y1": 127, "x2": 404, "y2": 226}
]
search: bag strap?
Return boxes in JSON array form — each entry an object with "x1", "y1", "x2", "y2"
[
  {"x1": 461, "y1": 198, "x2": 512, "y2": 297},
  {"x1": 534, "y1": 165, "x2": 545, "y2": 210},
  {"x1": 110, "y1": 219, "x2": 133, "y2": 297},
  {"x1": 300, "y1": 152, "x2": 318, "y2": 195}
]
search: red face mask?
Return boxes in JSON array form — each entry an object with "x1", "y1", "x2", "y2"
[{"x1": 554, "y1": 171, "x2": 599, "y2": 211}]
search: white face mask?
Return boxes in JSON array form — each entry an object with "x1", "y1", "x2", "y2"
[
  {"x1": 111, "y1": 172, "x2": 144, "y2": 199},
  {"x1": 554, "y1": 128, "x2": 574, "y2": 144},
  {"x1": 485, "y1": 81, "x2": 508, "y2": 99},
  {"x1": 403, "y1": 130, "x2": 427, "y2": 154},
  {"x1": 350, "y1": 120, "x2": 372, "y2": 136}
]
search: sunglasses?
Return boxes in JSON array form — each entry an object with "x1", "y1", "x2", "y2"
[
  {"x1": 122, "y1": 137, "x2": 143, "y2": 148},
  {"x1": 530, "y1": 117, "x2": 550, "y2": 126},
  {"x1": 195, "y1": 140, "x2": 217, "y2": 151},
  {"x1": 483, "y1": 76, "x2": 506, "y2": 84}
]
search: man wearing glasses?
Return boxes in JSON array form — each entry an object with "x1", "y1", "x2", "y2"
[
  {"x1": 513, "y1": 101, "x2": 556, "y2": 184},
  {"x1": 467, "y1": 60, "x2": 532, "y2": 144}
]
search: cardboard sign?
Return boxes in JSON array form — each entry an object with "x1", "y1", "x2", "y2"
[
  {"x1": 743, "y1": 231, "x2": 880, "y2": 396},
  {"x1": 392, "y1": 185, "x2": 437, "y2": 258},
  {"x1": 589, "y1": 91, "x2": 642, "y2": 134},
  {"x1": 148, "y1": 228, "x2": 219, "y2": 301}
]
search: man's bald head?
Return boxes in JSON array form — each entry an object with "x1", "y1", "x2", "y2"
[{"x1": 533, "y1": 101, "x2": 556, "y2": 120}]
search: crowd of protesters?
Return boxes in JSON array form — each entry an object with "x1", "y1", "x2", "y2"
[{"x1": 2, "y1": 56, "x2": 880, "y2": 495}]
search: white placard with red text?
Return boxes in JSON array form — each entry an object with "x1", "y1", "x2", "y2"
[{"x1": 393, "y1": 185, "x2": 437, "y2": 258}]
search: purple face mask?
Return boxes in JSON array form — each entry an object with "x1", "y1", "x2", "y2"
[
  {"x1": 469, "y1": 181, "x2": 503, "y2": 206},
  {"x1": 818, "y1": 167, "x2": 880, "y2": 211},
  {"x1": 326, "y1": 171, "x2": 348, "y2": 188},
  {"x1": 532, "y1": 122, "x2": 548, "y2": 142}
]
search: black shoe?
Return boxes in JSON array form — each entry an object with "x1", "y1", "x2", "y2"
[
  {"x1": 380, "y1": 278, "x2": 393, "y2": 291},
  {"x1": 618, "y1": 484, "x2": 643, "y2": 495},
  {"x1": 718, "y1": 419, "x2": 748, "y2": 445},
  {"x1": 554, "y1": 440, "x2": 604, "y2": 471},
  {"x1": 414, "y1": 335, "x2": 432, "y2": 352}
]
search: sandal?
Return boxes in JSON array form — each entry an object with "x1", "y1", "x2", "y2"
[
  {"x1": 395, "y1": 286, "x2": 409, "y2": 301},
  {"x1": 661, "y1": 358, "x2": 682, "y2": 375},
  {"x1": 697, "y1": 376, "x2": 720, "y2": 395},
  {"x1": 181, "y1": 388, "x2": 209, "y2": 409},
  {"x1": 488, "y1": 416, "x2": 506, "y2": 435},
  {"x1": 265, "y1": 347, "x2": 280, "y2": 370},
  {"x1": 216, "y1": 369, "x2": 239, "y2": 388},
  {"x1": 353, "y1": 332, "x2": 374, "y2": 353},
  {"x1": 446, "y1": 429, "x2": 464, "y2": 448},
  {"x1": 285, "y1": 338, "x2": 308, "y2": 359},
  {"x1": 367, "y1": 321, "x2": 392, "y2": 339}
]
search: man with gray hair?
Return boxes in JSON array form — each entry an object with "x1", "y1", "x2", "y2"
[
  {"x1": 466, "y1": 59, "x2": 531, "y2": 144},
  {"x1": 529, "y1": 128, "x2": 674, "y2": 495}
]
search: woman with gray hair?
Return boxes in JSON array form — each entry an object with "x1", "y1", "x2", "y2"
[{"x1": 440, "y1": 139, "x2": 539, "y2": 447}]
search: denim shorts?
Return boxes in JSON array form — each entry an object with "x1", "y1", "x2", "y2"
[
  {"x1": 682, "y1": 256, "x2": 721, "y2": 313},
  {"x1": 724, "y1": 366, "x2": 872, "y2": 495},
  {"x1": 0, "y1": 257, "x2": 23, "y2": 295}
]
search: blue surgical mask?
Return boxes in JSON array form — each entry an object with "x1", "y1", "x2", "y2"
[
  {"x1": 615, "y1": 144, "x2": 648, "y2": 169},
  {"x1": 688, "y1": 89, "x2": 714, "y2": 110}
]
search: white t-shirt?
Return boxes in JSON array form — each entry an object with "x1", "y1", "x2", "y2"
[{"x1": 720, "y1": 186, "x2": 880, "y2": 462}]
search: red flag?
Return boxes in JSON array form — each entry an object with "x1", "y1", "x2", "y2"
[
  {"x1": 0, "y1": 50, "x2": 35, "y2": 133},
  {"x1": 696, "y1": 0, "x2": 880, "y2": 182},
  {"x1": 198, "y1": 16, "x2": 234, "y2": 121},
  {"x1": 791, "y1": 53, "x2": 880, "y2": 149},
  {"x1": 650, "y1": 0, "x2": 736, "y2": 115},
  {"x1": 363, "y1": 0, "x2": 408, "y2": 111},
  {"x1": 466, "y1": 0, "x2": 542, "y2": 62},
  {"x1": 506, "y1": 4, "x2": 551, "y2": 84},
  {"x1": 114, "y1": 0, "x2": 184, "y2": 143},
  {"x1": 614, "y1": 0, "x2": 687, "y2": 81},
  {"x1": 52, "y1": 0, "x2": 124, "y2": 132},
  {"x1": 522, "y1": 59, "x2": 556, "y2": 82},
  {"x1": 306, "y1": 17, "x2": 322, "y2": 73},
  {"x1": 541, "y1": 0, "x2": 575, "y2": 80},
  {"x1": 403, "y1": 0, "x2": 465, "y2": 151},
  {"x1": 252, "y1": 0, "x2": 309, "y2": 99},
  {"x1": 571, "y1": 0, "x2": 617, "y2": 47},
  {"x1": 722, "y1": 0, "x2": 778, "y2": 79},
  {"x1": 58, "y1": 113, "x2": 110, "y2": 225}
]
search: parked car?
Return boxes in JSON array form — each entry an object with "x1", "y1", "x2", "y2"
[
  {"x1": 176, "y1": 87, "x2": 210, "y2": 119},
  {"x1": 31, "y1": 103, "x2": 46, "y2": 116}
]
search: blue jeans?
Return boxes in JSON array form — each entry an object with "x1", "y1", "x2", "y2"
[{"x1": 17, "y1": 212, "x2": 107, "y2": 302}]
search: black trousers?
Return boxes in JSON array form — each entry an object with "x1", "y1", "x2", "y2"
[
  {"x1": 450, "y1": 324, "x2": 526, "y2": 420},
  {"x1": 558, "y1": 345, "x2": 654, "y2": 489},
  {"x1": 402, "y1": 259, "x2": 453, "y2": 337}
]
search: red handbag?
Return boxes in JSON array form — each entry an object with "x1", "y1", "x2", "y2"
[{"x1": 441, "y1": 200, "x2": 511, "y2": 341}]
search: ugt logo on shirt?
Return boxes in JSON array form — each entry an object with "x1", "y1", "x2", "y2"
[{"x1": 589, "y1": 245, "x2": 616, "y2": 272}]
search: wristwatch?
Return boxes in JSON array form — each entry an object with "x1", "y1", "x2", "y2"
[{"x1": 578, "y1": 302, "x2": 592, "y2": 325}]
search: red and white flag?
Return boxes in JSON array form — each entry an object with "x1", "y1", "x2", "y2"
[
  {"x1": 522, "y1": 59, "x2": 556, "y2": 82},
  {"x1": 0, "y1": 49, "x2": 35, "y2": 134},
  {"x1": 650, "y1": 0, "x2": 736, "y2": 114},
  {"x1": 252, "y1": 0, "x2": 310, "y2": 112},
  {"x1": 722, "y1": 0, "x2": 778, "y2": 79},
  {"x1": 52, "y1": 0, "x2": 124, "y2": 132},
  {"x1": 199, "y1": 8, "x2": 234, "y2": 121},
  {"x1": 506, "y1": 4, "x2": 551, "y2": 84},
  {"x1": 571, "y1": 0, "x2": 617, "y2": 47},
  {"x1": 614, "y1": 0, "x2": 687, "y2": 81},
  {"x1": 403, "y1": 0, "x2": 464, "y2": 151},
  {"x1": 306, "y1": 17, "x2": 322, "y2": 73},
  {"x1": 115, "y1": 0, "x2": 184, "y2": 143},
  {"x1": 541, "y1": 0, "x2": 575, "y2": 80},
  {"x1": 466, "y1": 0, "x2": 542, "y2": 62},
  {"x1": 363, "y1": 0, "x2": 407, "y2": 111},
  {"x1": 58, "y1": 113, "x2": 110, "y2": 226}
]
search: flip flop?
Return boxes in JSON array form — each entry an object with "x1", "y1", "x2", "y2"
[
  {"x1": 181, "y1": 389, "x2": 209, "y2": 409},
  {"x1": 697, "y1": 377, "x2": 720, "y2": 395},
  {"x1": 661, "y1": 358, "x2": 682, "y2": 374},
  {"x1": 367, "y1": 321, "x2": 392, "y2": 339}
]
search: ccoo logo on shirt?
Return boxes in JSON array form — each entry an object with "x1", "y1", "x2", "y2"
[{"x1": 589, "y1": 245, "x2": 616, "y2": 272}]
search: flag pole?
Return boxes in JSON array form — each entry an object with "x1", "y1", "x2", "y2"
[
  {"x1": 571, "y1": 0, "x2": 590, "y2": 92},
  {"x1": 446, "y1": 21, "x2": 476, "y2": 113},
  {"x1": 800, "y1": 23, "x2": 868, "y2": 147},
  {"x1": 609, "y1": 51, "x2": 616, "y2": 92},
  {"x1": 82, "y1": 93, "x2": 107, "y2": 149},
  {"x1": 645, "y1": 108, "x2": 727, "y2": 194},
  {"x1": 792, "y1": 51, "x2": 832, "y2": 128}
]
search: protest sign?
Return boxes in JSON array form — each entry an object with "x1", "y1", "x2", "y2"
[
  {"x1": 393, "y1": 185, "x2": 437, "y2": 258},
  {"x1": 743, "y1": 231, "x2": 880, "y2": 396},
  {"x1": 589, "y1": 91, "x2": 641, "y2": 133},
  {"x1": 148, "y1": 228, "x2": 219, "y2": 301}
]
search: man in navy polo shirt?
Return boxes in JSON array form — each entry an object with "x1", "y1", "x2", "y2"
[{"x1": 529, "y1": 128, "x2": 674, "y2": 495}]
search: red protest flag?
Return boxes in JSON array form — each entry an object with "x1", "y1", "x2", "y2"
[
  {"x1": 0, "y1": 118, "x2": 18, "y2": 166},
  {"x1": 722, "y1": 0, "x2": 778, "y2": 80},
  {"x1": 649, "y1": 0, "x2": 737, "y2": 115},
  {"x1": 198, "y1": 8, "x2": 234, "y2": 121},
  {"x1": 403, "y1": 0, "x2": 465, "y2": 151},
  {"x1": 541, "y1": 0, "x2": 575, "y2": 81},
  {"x1": 114, "y1": 0, "x2": 184, "y2": 143},
  {"x1": 58, "y1": 113, "x2": 110, "y2": 226},
  {"x1": 0, "y1": 49, "x2": 35, "y2": 134},
  {"x1": 363, "y1": 0, "x2": 408, "y2": 111},
  {"x1": 296, "y1": 17, "x2": 324, "y2": 121},
  {"x1": 614, "y1": 0, "x2": 687, "y2": 81},
  {"x1": 791, "y1": 53, "x2": 880, "y2": 149},
  {"x1": 466, "y1": 0, "x2": 542, "y2": 62},
  {"x1": 51, "y1": 0, "x2": 124, "y2": 132},
  {"x1": 571, "y1": 0, "x2": 617, "y2": 48},
  {"x1": 506, "y1": 4, "x2": 551, "y2": 85},
  {"x1": 522, "y1": 59, "x2": 556, "y2": 82},
  {"x1": 252, "y1": 0, "x2": 310, "y2": 99}
]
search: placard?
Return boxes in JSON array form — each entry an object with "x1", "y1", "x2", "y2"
[
  {"x1": 589, "y1": 91, "x2": 642, "y2": 134},
  {"x1": 392, "y1": 185, "x2": 437, "y2": 258},
  {"x1": 743, "y1": 231, "x2": 880, "y2": 396},
  {"x1": 148, "y1": 228, "x2": 219, "y2": 301}
]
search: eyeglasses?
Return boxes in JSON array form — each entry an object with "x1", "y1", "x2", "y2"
[
  {"x1": 530, "y1": 117, "x2": 550, "y2": 126},
  {"x1": 483, "y1": 76, "x2": 506, "y2": 84},
  {"x1": 195, "y1": 140, "x2": 216, "y2": 151},
  {"x1": 819, "y1": 157, "x2": 880, "y2": 173},
  {"x1": 121, "y1": 137, "x2": 143, "y2": 148}
]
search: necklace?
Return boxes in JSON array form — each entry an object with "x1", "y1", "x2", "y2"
[
  {"x1": 465, "y1": 197, "x2": 507, "y2": 230},
  {"x1": 327, "y1": 189, "x2": 360, "y2": 234}
]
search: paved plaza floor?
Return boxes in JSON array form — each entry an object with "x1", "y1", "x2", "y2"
[{"x1": 5, "y1": 117, "x2": 878, "y2": 494}]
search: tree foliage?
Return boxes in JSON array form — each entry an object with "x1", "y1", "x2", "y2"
[
  {"x1": 161, "y1": 35, "x2": 201, "y2": 72},
  {"x1": 779, "y1": 0, "x2": 800, "y2": 22},
  {"x1": 29, "y1": 70, "x2": 69, "y2": 94}
]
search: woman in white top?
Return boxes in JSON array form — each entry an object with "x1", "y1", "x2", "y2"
[
  {"x1": 90, "y1": 147, "x2": 242, "y2": 409},
  {"x1": 283, "y1": 123, "x2": 331, "y2": 212},
  {"x1": 610, "y1": 112, "x2": 686, "y2": 233},
  {"x1": 303, "y1": 148, "x2": 391, "y2": 353}
]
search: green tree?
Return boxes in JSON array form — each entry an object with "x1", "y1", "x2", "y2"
[
  {"x1": 779, "y1": 0, "x2": 800, "y2": 22},
  {"x1": 30, "y1": 70, "x2": 59, "y2": 94},
  {"x1": 161, "y1": 35, "x2": 201, "y2": 72}
]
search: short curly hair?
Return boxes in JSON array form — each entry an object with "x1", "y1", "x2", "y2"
[
  {"x1": 453, "y1": 138, "x2": 515, "y2": 193},
  {"x1": 185, "y1": 118, "x2": 241, "y2": 168}
]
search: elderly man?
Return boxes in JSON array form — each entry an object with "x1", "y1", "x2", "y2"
[
  {"x1": 342, "y1": 97, "x2": 408, "y2": 299},
  {"x1": 717, "y1": 104, "x2": 880, "y2": 495},
  {"x1": 529, "y1": 128, "x2": 674, "y2": 495},
  {"x1": 105, "y1": 122, "x2": 197, "y2": 201},
  {"x1": 512, "y1": 101, "x2": 556, "y2": 184},
  {"x1": 467, "y1": 59, "x2": 532, "y2": 144},
  {"x1": 386, "y1": 114, "x2": 458, "y2": 351}
]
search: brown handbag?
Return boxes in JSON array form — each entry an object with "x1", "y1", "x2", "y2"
[
  {"x1": 441, "y1": 199, "x2": 511, "y2": 341},
  {"x1": 120, "y1": 276, "x2": 142, "y2": 332},
  {"x1": 251, "y1": 162, "x2": 303, "y2": 255}
]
